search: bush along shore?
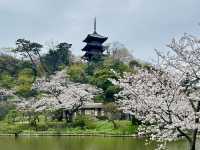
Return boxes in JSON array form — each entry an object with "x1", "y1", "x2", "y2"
[{"x1": 0, "y1": 114, "x2": 138, "y2": 137}]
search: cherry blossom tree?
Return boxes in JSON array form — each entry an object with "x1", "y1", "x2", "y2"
[
  {"x1": 112, "y1": 34, "x2": 200, "y2": 150},
  {"x1": 17, "y1": 70, "x2": 101, "y2": 122}
]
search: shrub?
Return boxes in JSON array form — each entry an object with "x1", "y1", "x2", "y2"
[
  {"x1": 36, "y1": 124, "x2": 48, "y2": 131},
  {"x1": 73, "y1": 115, "x2": 96, "y2": 129},
  {"x1": 7, "y1": 126, "x2": 23, "y2": 135},
  {"x1": 131, "y1": 115, "x2": 142, "y2": 125},
  {"x1": 0, "y1": 102, "x2": 15, "y2": 121},
  {"x1": 15, "y1": 84, "x2": 33, "y2": 97},
  {"x1": 47, "y1": 121, "x2": 66, "y2": 129},
  {"x1": 6, "y1": 110, "x2": 17, "y2": 124},
  {"x1": 96, "y1": 116, "x2": 107, "y2": 120},
  {"x1": 15, "y1": 68, "x2": 34, "y2": 97},
  {"x1": 0, "y1": 72, "x2": 15, "y2": 89},
  {"x1": 93, "y1": 94, "x2": 105, "y2": 103}
]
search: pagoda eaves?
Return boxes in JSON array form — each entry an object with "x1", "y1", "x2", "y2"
[
  {"x1": 81, "y1": 18, "x2": 108, "y2": 62},
  {"x1": 83, "y1": 33, "x2": 108, "y2": 43}
]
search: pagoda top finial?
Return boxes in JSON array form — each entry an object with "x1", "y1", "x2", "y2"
[{"x1": 94, "y1": 17, "x2": 97, "y2": 34}]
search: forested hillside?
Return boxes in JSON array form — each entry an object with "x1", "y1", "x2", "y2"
[
  {"x1": 0, "y1": 40, "x2": 147, "y2": 101},
  {"x1": 0, "y1": 39, "x2": 147, "y2": 136}
]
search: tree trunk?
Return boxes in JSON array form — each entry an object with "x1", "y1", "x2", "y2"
[
  {"x1": 189, "y1": 101, "x2": 200, "y2": 150},
  {"x1": 68, "y1": 113, "x2": 73, "y2": 123},
  {"x1": 56, "y1": 111, "x2": 63, "y2": 121},
  {"x1": 64, "y1": 110, "x2": 73, "y2": 123},
  {"x1": 111, "y1": 120, "x2": 118, "y2": 129},
  {"x1": 190, "y1": 140, "x2": 196, "y2": 150},
  {"x1": 189, "y1": 129, "x2": 198, "y2": 150},
  {"x1": 190, "y1": 142, "x2": 195, "y2": 150}
]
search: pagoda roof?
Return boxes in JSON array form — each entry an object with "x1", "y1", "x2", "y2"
[
  {"x1": 83, "y1": 32, "x2": 108, "y2": 43},
  {"x1": 82, "y1": 44, "x2": 104, "y2": 51}
]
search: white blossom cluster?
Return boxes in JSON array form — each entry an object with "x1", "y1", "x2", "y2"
[
  {"x1": 112, "y1": 70, "x2": 194, "y2": 140},
  {"x1": 112, "y1": 34, "x2": 200, "y2": 149},
  {"x1": 0, "y1": 88, "x2": 13, "y2": 99},
  {"x1": 17, "y1": 70, "x2": 101, "y2": 112}
]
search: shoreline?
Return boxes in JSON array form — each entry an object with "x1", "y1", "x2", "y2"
[{"x1": 0, "y1": 133, "x2": 137, "y2": 137}]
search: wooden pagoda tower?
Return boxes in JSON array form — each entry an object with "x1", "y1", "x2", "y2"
[{"x1": 82, "y1": 18, "x2": 108, "y2": 62}]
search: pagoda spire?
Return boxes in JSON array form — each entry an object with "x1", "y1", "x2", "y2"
[
  {"x1": 94, "y1": 17, "x2": 97, "y2": 33},
  {"x1": 82, "y1": 18, "x2": 108, "y2": 62}
]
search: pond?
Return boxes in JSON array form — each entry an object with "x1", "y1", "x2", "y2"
[{"x1": 0, "y1": 136, "x2": 198, "y2": 150}]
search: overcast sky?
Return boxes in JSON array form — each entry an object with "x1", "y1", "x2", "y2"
[{"x1": 0, "y1": 0, "x2": 199, "y2": 61}]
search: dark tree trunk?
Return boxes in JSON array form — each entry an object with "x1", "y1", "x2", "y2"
[
  {"x1": 190, "y1": 141, "x2": 196, "y2": 150},
  {"x1": 64, "y1": 110, "x2": 73, "y2": 123},
  {"x1": 189, "y1": 129, "x2": 198, "y2": 150},
  {"x1": 190, "y1": 101, "x2": 200, "y2": 150},
  {"x1": 32, "y1": 66, "x2": 37, "y2": 82},
  {"x1": 111, "y1": 120, "x2": 118, "y2": 129},
  {"x1": 68, "y1": 113, "x2": 73, "y2": 123},
  {"x1": 56, "y1": 111, "x2": 63, "y2": 121}
]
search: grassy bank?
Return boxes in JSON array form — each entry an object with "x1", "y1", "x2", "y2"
[{"x1": 0, "y1": 120, "x2": 138, "y2": 136}]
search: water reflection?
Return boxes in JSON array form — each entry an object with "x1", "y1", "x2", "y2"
[{"x1": 0, "y1": 136, "x2": 195, "y2": 150}]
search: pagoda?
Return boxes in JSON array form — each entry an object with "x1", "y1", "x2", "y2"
[{"x1": 82, "y1": 18, "x2": 108, "y2": 62}]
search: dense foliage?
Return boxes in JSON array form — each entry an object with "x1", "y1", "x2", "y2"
[
  {"x1": 67, "y1": 57, "x2": 135, "y2": 102},
  {"x1": 42, "y1": 42, "x2": 72, "y2": 73},
  {"x1": 0, "y1": 39, "x2": 72, "y2": 98},
  {"x1": 67, "y1": 63, "x2": 87, "y2": 83}
]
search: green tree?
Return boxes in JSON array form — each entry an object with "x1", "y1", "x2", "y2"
[
  {"x1": 89, "y1": 58, "x2": 129, "y2": 102},
  {"x1": 14, "y1": 39, "x2": 44, "y2": 82},
  {"x1": 67, "y1": 63, "x2": 87, "y2": 83},
  {"x1": 129, "y1": 59, "x2": 141, "y2": 69},
  {"x1": 0, "y1": 54, "x2": 32, "y2": 79},
  {"x1": 15, "y1": 68, "x2": 34, "y2": 97},
  {"x1": 0, "y1": 102, "x2": 15, "y2": 120},
  {"x1": 0, "y1": 72, "x2": 15, "y2": 89},
  {"x1": 104, "y1": 103, "x2": 119, "y2": 129},
  {"x1": 43, "y1": 42, "x2": 72, "y2": 73}
]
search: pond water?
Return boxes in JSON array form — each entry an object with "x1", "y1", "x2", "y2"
[{"x1": 0, "y1": 136, "x2": 198, "y2": 150}]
